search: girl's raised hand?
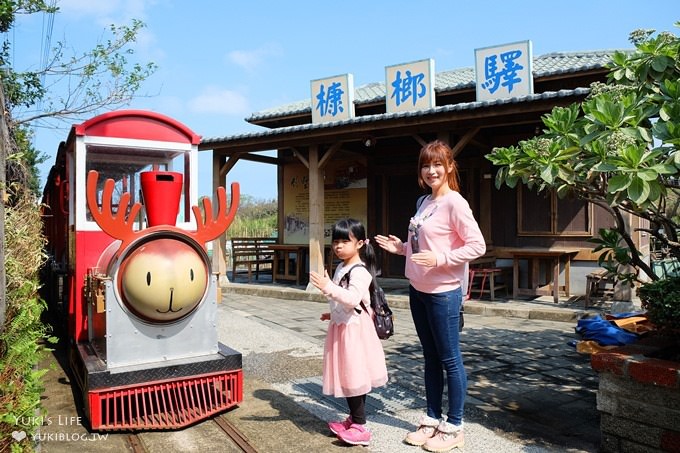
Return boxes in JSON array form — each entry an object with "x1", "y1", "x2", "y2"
[{"x1": 309, "y1": 269, "x2": 331, "y2": 291}]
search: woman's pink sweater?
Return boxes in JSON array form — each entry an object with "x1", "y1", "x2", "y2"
[{"x1": 405, "y1": 191, "x2": 486, "y2": 294}]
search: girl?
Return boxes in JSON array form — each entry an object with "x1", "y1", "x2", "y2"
[
  {"x1": 309, "y1": 218, "x2": 388, "y2": 447},
  {"x1": 375, "y1": 141, "x2": 485, "y2": 452}
]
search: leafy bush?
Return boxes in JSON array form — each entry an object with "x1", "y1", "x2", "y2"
[
  {"x1": 0, "y1": 188, "x2": 54, "y2": 452},
  {"x1": 639, "y1": 276, "x2": 680, "y2": 331},
  {"x1": 228, "y1": 195, "x2": 277, "y2": 238}
]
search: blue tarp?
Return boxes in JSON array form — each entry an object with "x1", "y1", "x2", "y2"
[{"x1": 575, "y1": 315, "x2": 639, "y2": 346}]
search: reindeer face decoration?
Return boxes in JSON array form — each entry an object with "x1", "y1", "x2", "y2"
[
  {"x1": 87, "y1": 170, "x2": 239, "y2": 323},
  {"x1": 117, "y1": 237, "x2": 208, "y2": 322}
]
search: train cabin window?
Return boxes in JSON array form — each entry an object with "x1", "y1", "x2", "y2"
[{"x1": 85, "y1": 145, "x2": 191, "y2": 225}]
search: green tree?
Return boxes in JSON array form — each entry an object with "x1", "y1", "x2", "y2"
[
  {"x1": 1, "y1": 0, "x2": 157, "y2": 194},
  {"x1": 487, "y1": 22, "x2": 680, "y2": 285}
]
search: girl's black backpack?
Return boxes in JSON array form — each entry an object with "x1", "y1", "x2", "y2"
[
  {"x1": 340, "y1": 265, "x2": 394, "y2": 339},
  {"x1": 368, "y1": 285, "x2": 394, "y2": 339}
]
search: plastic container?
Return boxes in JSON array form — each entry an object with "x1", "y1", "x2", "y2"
[{"x1": 140, "y1": 171, "x2": 183, "y2": 226}]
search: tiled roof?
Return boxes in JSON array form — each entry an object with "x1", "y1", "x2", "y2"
[
  {"x1": 246, "y1": 50, "x2": 621, "y2": 122},
  {"x1": 202, "y1": 87, "x2": 591, "y2": 145}
]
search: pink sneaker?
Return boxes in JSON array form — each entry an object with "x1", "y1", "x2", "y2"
[
  {"x1": 337, "y1": 423, "x2": 371, "y2": 446},
  {"x1": 404, "y1": 415, "x2": 439, "y2": 446},
  {"x1": 423, "y1": 421, "x2": 464, "y2": 452},
  {"x1": 328, "y1": 416, "x2": 352, "y2": 435}
]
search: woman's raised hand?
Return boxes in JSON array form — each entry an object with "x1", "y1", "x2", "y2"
[{"x1": 374, "y1": 234, "x2": 403, "y2": 255}]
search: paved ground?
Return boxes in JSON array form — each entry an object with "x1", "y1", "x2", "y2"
[
  {"x1": 218, "y1": 283, "x2": 605, "y2": 452},
  {"x1": 31, "y1": 277, "x2": 628, "y2": 452}
]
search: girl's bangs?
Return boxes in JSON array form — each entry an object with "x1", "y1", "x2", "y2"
[{"x1": 332, "y1": 222, "x2": 352, "y2": 241}]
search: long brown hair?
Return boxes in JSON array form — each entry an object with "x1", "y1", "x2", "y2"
[{"x1": 417, "y1": 140, "x2": 460, "y2": 192}]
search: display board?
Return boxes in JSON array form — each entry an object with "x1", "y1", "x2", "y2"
[{"x1": 282, "y1": 159, "x2": 367, "y2": 244}]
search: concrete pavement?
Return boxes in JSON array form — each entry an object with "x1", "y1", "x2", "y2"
[{"x1": 218, "y1": 281, "x2": 607, "y2": 452}]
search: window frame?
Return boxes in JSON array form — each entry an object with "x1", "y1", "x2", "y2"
[{"x1": 517, "y1": 186, "x2": 593, "y2": 237}]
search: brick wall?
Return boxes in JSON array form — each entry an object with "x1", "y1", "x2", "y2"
[{"x1": 591, "y1": 337, "x2": 680, "y2": 453}]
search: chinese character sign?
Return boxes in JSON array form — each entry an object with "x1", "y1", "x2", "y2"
[
  {"x1": 474, "y1": 40, "x2": 533, "y2": 102},
  {"x1": 311, "y1": 74, "x2": 355, "y2": 124},
  {"x1": 385, "y1": 59, "x2": 435, "y2": 113}
]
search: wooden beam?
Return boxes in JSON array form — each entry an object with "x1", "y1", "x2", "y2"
[
  {"x1": 292, "y1": 147, "x2": 309, "y2": 169},
  {"x1": 469, "y1": 136, "x2": 490, "y2": 149},
  {"x1": 234, "y1": 153, "x2": 279, "y2": 165},
  {"x1": 319, "y1": 141, "x2": 342, "y2": 169},
  {"x1": 412, "y1": 135, "x2": 427, "y2": 147},
  {"x1": 451, "y1": 127, "x2": 480, "y2": 157},
  {"x1": 219, "y1": 153, "x2": 241, "y2": 179}
]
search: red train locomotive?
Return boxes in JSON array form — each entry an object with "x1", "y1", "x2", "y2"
[{"x1": 40, "y1": 110, "x2": 243, "y2": 430}]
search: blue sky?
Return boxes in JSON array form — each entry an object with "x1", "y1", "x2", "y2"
[{"x1": 9, "y1": 1, "x2": 680, "y2": 200}]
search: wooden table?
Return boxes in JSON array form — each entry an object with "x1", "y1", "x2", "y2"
[
  {"x1": 270, "y1": 244, "x2": 339, "y2": 286},
  {"x1": 508, "y1": 248, "x2": 579, "y2": 303},
  {"x1": 271, "y1": 244, "x2": 308, "y2": 285}
]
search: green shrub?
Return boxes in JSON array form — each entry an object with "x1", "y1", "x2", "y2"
[
  {"x1": 639, "y1": 277, "x2": 680, "y2": 331},
  {"x1": 229, "y1": 195, "x2": 277, "y2": 237},
  {"x1": 0, "y1": 190, "x2": 55, "y2": 452}
]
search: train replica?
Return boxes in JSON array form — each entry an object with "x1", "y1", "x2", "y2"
[{"x1": 40, "y1": 110, "x2": 243, "y2": 431}]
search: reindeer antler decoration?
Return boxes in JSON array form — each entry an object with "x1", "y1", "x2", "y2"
[
  {"x1": 189, "y1": 183, "x2": 240, "y2": 244},
  {"x1": 87, "y1": 171, "x2": 144, "y2": 249},
  {"x1": 87, "y1": 170, "x2": 240, "y2": 250}
]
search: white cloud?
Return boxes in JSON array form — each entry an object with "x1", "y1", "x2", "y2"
[
  {"x1": 187, "y1": 86, "x2": 250, "y2": 115},
  {"x1": 226, "y1": 42, "x2": 283, "y2": 72}
]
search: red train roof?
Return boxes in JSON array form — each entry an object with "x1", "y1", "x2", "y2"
[{"x1": 71, "y1": 110, "x2": 201, "y2": 145}]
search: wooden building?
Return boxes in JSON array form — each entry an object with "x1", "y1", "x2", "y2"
[{"x1": 200, "y1": 50, "x2": 644, "y2": 299}]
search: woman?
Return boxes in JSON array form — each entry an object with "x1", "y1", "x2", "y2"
[{"x1": 375, "y1": 140, "x2": 485, "y2": 452}]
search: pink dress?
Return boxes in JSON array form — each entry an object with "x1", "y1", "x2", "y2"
[{"x1": 320, "y1": 262, "x2": 388, "y2": 398}]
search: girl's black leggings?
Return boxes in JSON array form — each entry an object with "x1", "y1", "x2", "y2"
[{"x1": 346, "y1": 394, "x2": 367, "y2": 425}]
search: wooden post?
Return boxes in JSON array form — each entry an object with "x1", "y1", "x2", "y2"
[
  {"x1": 214, "y1": 153, "x2": 243, "y2": 288},
  {"x1": 212, "y1": 153, "x2": 229, "y2": 289},
  {"x1": 307, "y1": 145, "x2": 325, "y2": 290},
  {"x1": 479, "y1": 162, "x2": 492, "y2": 244}
]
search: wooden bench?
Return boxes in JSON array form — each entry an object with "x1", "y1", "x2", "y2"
[
  {"x1": 585, "y1": 268, "x2": 616, "y2": 307},
  {"x1": 230, "y1": 237, "x2": 277, "y2": 282}
]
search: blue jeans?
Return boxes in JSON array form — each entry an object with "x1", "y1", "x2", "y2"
[{"x1": 409, "y1": 285, "x2": 466, "y2": 425}]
